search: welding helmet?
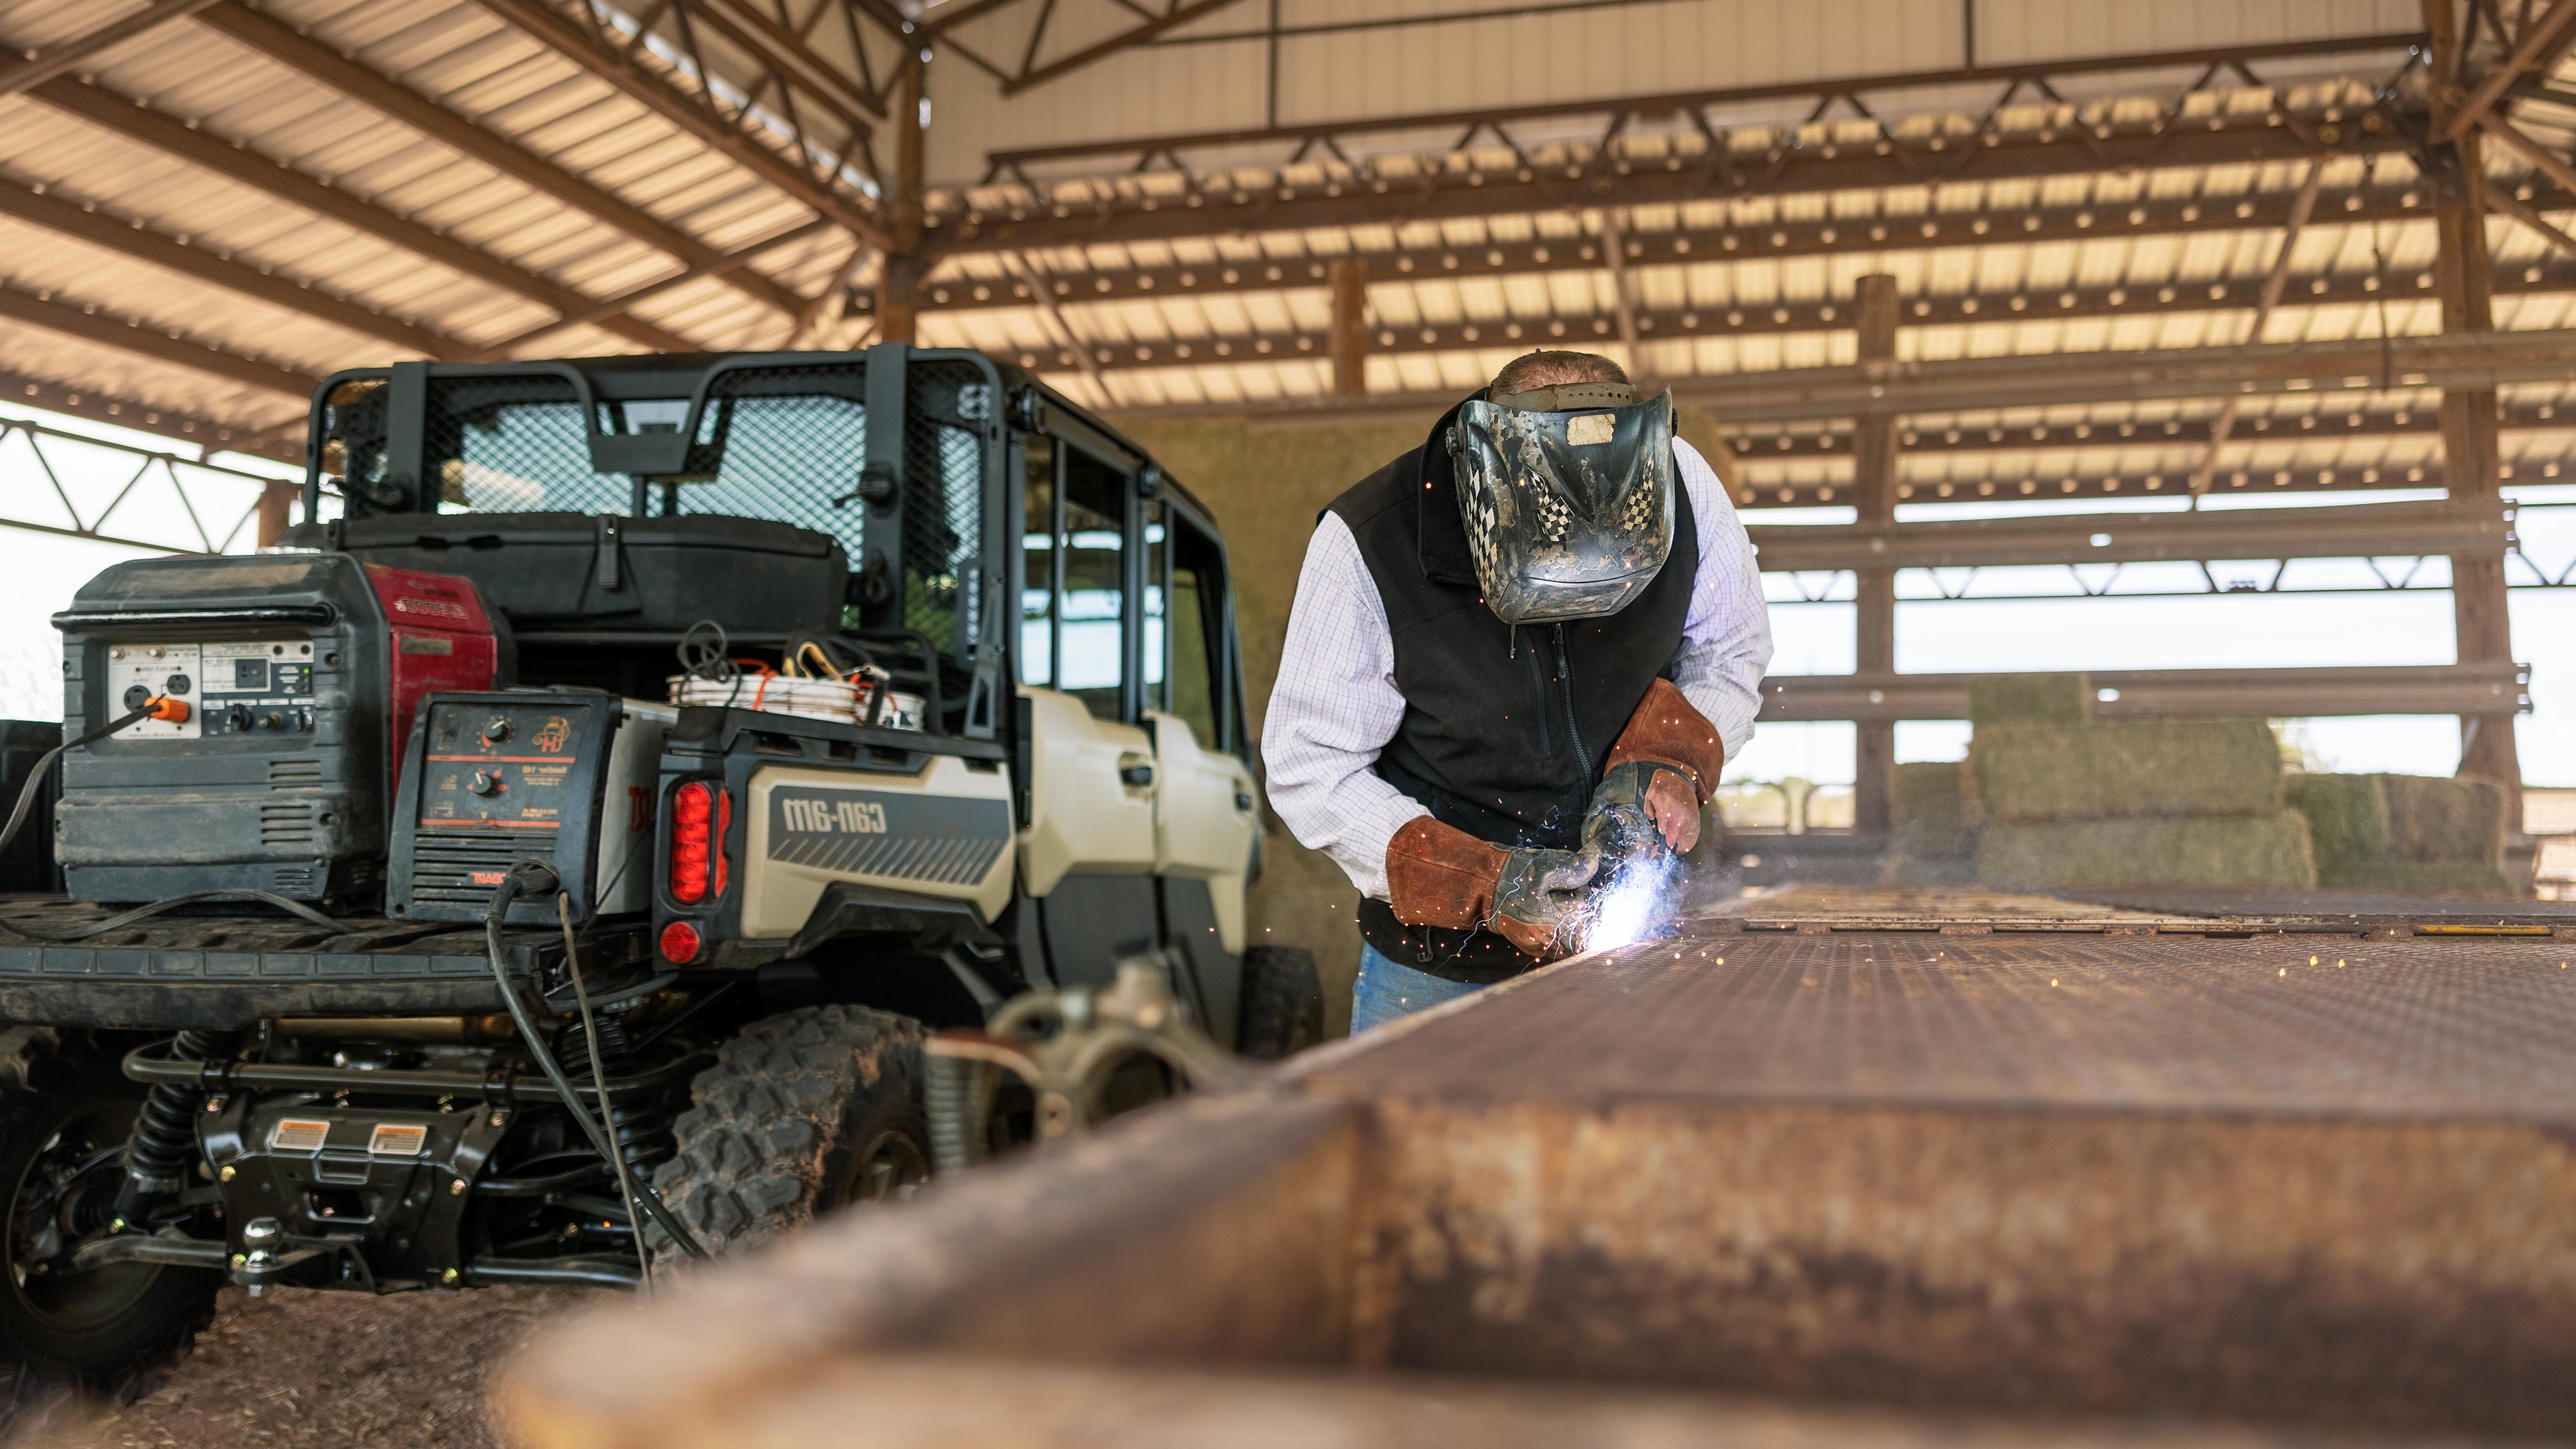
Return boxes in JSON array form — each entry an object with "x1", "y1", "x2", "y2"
[{"x1": 1448, "y1": 382, "x2": 1677, "y2": 626}]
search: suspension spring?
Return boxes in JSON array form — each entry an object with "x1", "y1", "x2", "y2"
[{"x1": 113, "y1": 1029, "x2": 235, "y2": 1223}]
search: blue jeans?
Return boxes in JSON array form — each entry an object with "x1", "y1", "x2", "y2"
[{"x1": 1350, "y1": 943, "x2": 1489, "y2": 1033}]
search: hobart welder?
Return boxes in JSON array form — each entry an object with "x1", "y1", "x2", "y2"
[{"x1": 0, "y1": 346, "x2": 1317, "y2": 1387}]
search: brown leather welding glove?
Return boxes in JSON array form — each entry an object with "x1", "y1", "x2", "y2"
[
  {"x1": 1384, "y1": 816, "x2": 1592, "y2": 960},
  {"x1": 1599, "y1": 677, "x2": 1725, "y2": 853}
]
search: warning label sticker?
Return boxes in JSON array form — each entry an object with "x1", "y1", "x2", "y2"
[
  {"x1": 367, "y1": 1123, "x2": 430, "y2": 1158},
  {"x1": 268, "y1": 1119, "x2": 330, "y2": 1152}
]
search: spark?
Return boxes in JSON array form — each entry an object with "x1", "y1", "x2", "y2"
[{"x1": 1580, "y1": 849, "x2": 1683, "y2": 953}]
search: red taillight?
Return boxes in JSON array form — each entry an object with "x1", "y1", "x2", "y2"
[
  {"x1": 667, "y1": 781, "x2": 730, "y2": 903},
  {"x1": 658, "y1": 920, "x2": 702, "y2": 964}
]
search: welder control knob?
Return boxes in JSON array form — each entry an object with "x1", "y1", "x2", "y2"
[
  {"x1": 482, "y1": 717, "x2": 511, "y2": 744},
  {"x1": 260, "y1": 712, "x2": 286, "y2": 731},
  {"x1": 469, "y1": 770, "x2": 503, "y2": 796},
  {"x1": 242, "y1": 1216, "x2": 284, "y2": 1253},
  {"x1": 225, "y1": 705, "x2": 253, "y2": 734}
]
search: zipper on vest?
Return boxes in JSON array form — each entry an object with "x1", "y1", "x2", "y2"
[{"x1": 1553, "y1": 623, "x2": 1587, "y2": 772}]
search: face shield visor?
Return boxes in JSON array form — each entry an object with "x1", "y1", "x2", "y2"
[{"x1": 1447, "y1": 382, "x2": 1677, "y2": 627}]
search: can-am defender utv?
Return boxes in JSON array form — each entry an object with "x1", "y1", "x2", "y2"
[{"x1": 0, "y1": 347, "x2": 1319, "y2": 1385}]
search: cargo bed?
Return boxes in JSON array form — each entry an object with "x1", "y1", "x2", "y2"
[
  {"x1": 499, "y1": 885, "x2": 2576, "y2": 1446},
  {"x1": 0, "y1": 894, "x2": 650, "y2": 1029}
]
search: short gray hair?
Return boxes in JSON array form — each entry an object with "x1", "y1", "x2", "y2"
[{"x1": 1490, "y1": 350, "x2": 1628, "y2": 398}]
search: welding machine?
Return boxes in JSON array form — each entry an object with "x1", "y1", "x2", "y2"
[
  {"x1": 50, "y1": 553, "x2": 499, "y2": 904},
  {"x1": 386, "y1": 691, "x2": 675, "y2": 926}
]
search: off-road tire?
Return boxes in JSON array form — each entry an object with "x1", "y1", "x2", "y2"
[
  {"x1": 1237, "y1": 946, "x2": 1324, "y2": 1060},
  {"x1": 647, "y1": 1006, "x2": 930, "y2": 1262},
  {"x1": 0, "y1": 1029, "x2": 218, "y2": 1394}
]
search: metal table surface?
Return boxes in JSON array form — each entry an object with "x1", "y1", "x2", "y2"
[{"x1": 1298, "y1": 928, "x2": 2576, "y2": 1123}]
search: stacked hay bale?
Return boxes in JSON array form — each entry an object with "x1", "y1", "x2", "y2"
[
  {"x1": 1965, "y1": 674, "x2": 2317, "y2": 890},
  {"x1": 2283, "y1": 772, "x2": 2514, "y2": 896},
  {"x1": 1884, "y1": 762, "x2": 1976, "y2": 884}
]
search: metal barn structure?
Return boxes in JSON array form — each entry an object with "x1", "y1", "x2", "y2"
[{"x1": 0, "y1": 0, "x2": 2570, "y2": 826}]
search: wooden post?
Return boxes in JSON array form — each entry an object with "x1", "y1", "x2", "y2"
[
  {"x1": 1328, "y1": 258, "x2": 1368, "y2": 396},
  {"x1": 1852, "y1": 274, "x2": 1900, "y2": 836},
  {"x1": 2426, "y1": 0, "x2": 2524, "y2": 822},
  {"x1": 874, "y1": 45, "x2": 928, "y2": 345}
]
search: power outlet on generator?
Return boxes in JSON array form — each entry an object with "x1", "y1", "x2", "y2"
[{"x1": 105, "y1": 641, "x2": 319, "y2": 740}]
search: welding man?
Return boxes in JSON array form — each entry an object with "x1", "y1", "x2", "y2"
[{"x1": 1265, "y1": 350, "x2": 1771, "y2": 1032}]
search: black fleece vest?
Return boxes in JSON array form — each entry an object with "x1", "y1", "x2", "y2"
[{"x1": 1330, "y1": 401, "x2": 1698, "y2": 982}]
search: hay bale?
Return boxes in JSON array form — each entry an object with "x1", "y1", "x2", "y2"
[
  {"x1": 1967, "y1": 673, "x2": 2093, "y2": 729},
  {"x1": 2378, "y1": 774, "x2": 2507, "y2": 865},
  {"x1": 1894, "y1": 761, "x2": 1974, "y2": 858},
  {"x1": 1977, "y1": 812, "x2": 2316, "y2": 889},
  {"x1": 2284, "y1": 772, "x2": 2392, "y2": 870},
  {"x1": 1970, "y1": 719, "x2": 2282, "y2": 823},
  {"x1": 2316, "y1": 858, "x2": 2519, "y2": 897}
]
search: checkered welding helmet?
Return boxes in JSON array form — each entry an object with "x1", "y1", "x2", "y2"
[{"x1": 1448, "y1": 382, "x2": 1677, "y2": 626}]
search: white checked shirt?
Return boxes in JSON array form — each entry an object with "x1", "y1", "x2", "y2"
[{"x1": 1263, "y1": 437, "x2": 1772, "y2": 899}]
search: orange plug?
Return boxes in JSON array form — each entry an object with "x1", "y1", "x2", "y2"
[{"x1": 147, "y1": 696, "x2": 191, "y2": 724}]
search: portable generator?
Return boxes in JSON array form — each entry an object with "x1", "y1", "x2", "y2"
[{"x1": 50, "y1": 553, "x2": 499, "y2": 903}]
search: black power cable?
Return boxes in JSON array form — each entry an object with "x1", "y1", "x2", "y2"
[
  {"x1": 559, "y1": 891, "x2": 653, "y2": 1292},
  {"x1": 482, "y1": 863, "x2": 707, "y2": 1263},
  {"x1": 0, "y1": 697, "x2": 166, "y2": 860}
]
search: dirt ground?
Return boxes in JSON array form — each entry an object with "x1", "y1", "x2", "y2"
[{"x1": 3, "y1": 1285, "x2": 585, "y2": 1448}]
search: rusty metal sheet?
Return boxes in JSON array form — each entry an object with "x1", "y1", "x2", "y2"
[
  {"x1": 1297, "y1": 933, "x2": 2576, "y2": 1121},
  {"x1": 504, "y1": 931, "x2": 2576, "y2": 1445},
  {"x1": 2050, "y1": 884, "x2": 2576, "y2": 924}
]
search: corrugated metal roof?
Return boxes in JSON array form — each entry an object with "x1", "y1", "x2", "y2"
[{"x1": 0, "y1": 0, "x2": 2560, "y2": 508}]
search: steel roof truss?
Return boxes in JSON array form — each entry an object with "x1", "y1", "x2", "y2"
[
  {"x1": 194, "y1": 1, "x2": 806, "y2": 319},
  {"x1": 25, "y1": 77, "x2": 695, "y2": 353}
]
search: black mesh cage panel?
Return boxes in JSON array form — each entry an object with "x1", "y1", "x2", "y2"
[
  {"x1": 901, "y1": 360, "x2": 992, "y2": 661},
  {"x1": 311, "y1": 355, "x2": 994, "y2": 680},
  {"x1": 662, "y1": 361, "x2": 870, "y2": 562},
  {"x1": 426, "y1": 374, "x2": 606, "y2": 514}
]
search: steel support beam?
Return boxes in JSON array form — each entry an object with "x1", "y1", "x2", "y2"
[
  {"x1": 948, "y1": 119, "x2": 2415, "y2": 257},
  {"x1": 903, "y1": 179, "x2": 2503, "y2": 316},
  {"x1": 25, "y1": 77, "x2": 694, "y2": 353},
  {"x1": 193, "y1": 1, "x2": 805, "y2": 319},
  {"x1": 2427, "y1": 0, "x2": 2523, "y2": 807},
  {"x1": 1002, "y1": 0, "x2": 1256, "y2": 95},
  {"x1": 943, "y1": 36, "x2": 2423, "y2": 253},
  {"x1": 1850, "y1": 274, "x2": 1899, "y2": 836},
  {"x1": 1328, "y1": 258, "x2": 1367, "y2": 397},
  {"x1": 1678, "y1": 328, "x2": 2576, "y2": 423},
  {"x1": 2441, "y1": 0, "x2": 2576, "y2": 140},
  {"x1": 0, "y1": 369, "x2": 292, "y2": 460},
  {"x1": 0, "y1": 177, "x2": 470, "y2": 358},
  {"x1": 1745, "y1": 499, "x2": 2515, "y2": 574},
  {"x1": 979, "y1": 258, "x2": 2576, "y2": 378},
  {"x1": 0, "y1": 0, "x2": 221, "y2": 99},
  {"x1": 0, "y1": 284, "x2": 316, "y2": 397},
  {"x1": 470, "y1": 0, "x2": 892, "y2": 250},
  {"x1": 874, "y1": 43, "x2": 928, "y2": 343},
  {"x1": 1757, "y1": 663, "x2": 2533, "y2": 723}
]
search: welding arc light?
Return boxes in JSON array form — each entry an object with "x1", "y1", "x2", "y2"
[{"x1": 668, "y1": 780, "x2": 731, "y2": 904}]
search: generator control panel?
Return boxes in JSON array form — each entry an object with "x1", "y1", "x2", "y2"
[{"x1": 103, "y1": 640, "x2": 319, "y2": 740}]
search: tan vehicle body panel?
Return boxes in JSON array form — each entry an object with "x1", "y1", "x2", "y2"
[{"x1": 738, "y1": 755, "x2": 1016, "y2": 936}]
